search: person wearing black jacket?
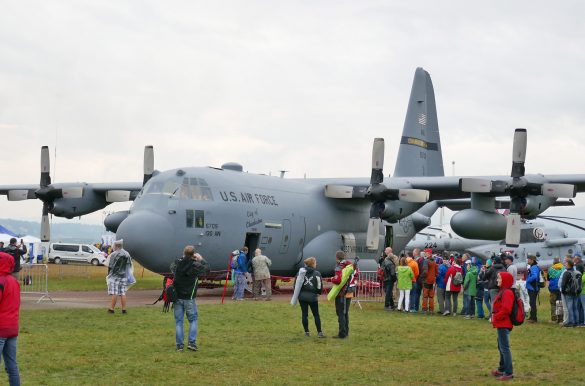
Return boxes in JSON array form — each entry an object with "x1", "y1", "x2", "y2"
[
  {"x1": 380, "y1": 247, "x2": 397, "y2": 310},
  {"x1": 4, "y1": 238, "x2": 27, "y2": 278},
  {"x1": 171, "y1": 245, "x2": 210, "y2": 352},
  {"x1": 484, "y1": 256, "x2": 506, "y2": 320}
]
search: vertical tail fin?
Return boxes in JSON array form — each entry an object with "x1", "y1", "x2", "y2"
[{"x1": 393, "y1": 67, "x2": 444, "y2": 177}]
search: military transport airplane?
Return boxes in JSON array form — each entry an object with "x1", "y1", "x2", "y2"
[
  {"x1": 2, "y1": 68, "x2": 585, "y2": 276},
  {"x1": 407, "y1": 219, "x2": 585, "y2": 272}
]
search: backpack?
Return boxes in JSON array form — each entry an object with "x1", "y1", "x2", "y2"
[
  {"x1": 538, "y1": 269, "x2": 546, "y2": 288},
  {"x1": 566, "y1": 270, "x2": 583, "y2": 296},
  {"x1": 152, "y1": 276, "x2": 176, "y2": 312},
  {"x1": 509, "y1": 288, "x2": 525, "y2": 326},
  {"x1": 452, "y1": 271, "x2": 464, "y2": 286},
  {"x1": 301, "y1": 271, "x2": 322, "y2": 294}
]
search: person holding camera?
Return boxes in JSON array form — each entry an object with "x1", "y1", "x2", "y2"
[
  {"x1": 171, "y1": 245, "x2": 209, "y2": 352},
  {"x1": 3, "y1": 238, "x2": 27, "y2": 279}
]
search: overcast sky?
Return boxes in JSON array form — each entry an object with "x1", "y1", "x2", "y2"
[{"x1": 1, "y1": 1, "x2": 584, "y2": 228}]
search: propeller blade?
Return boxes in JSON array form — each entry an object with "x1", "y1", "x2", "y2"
[
  {"x1": 41, "y1": 204, "x2": 51, "y2": 242},
  {"x1": 366, "y1": 218, "x2": 381, "y2": 250},
  {"x1": 61, "y1": 187, "x2": 83, "y2": 199},
  {"x1": 7, "y1": 190, "x2": 35, "y2": 201},
  {"x1": 370, "y1": 138, "x2": 385, "y2": 185},
  {"x1": 397, "y1": 189, "x2": 429, "y2": 203},
  {"x1": 324, "y1": 185, "x2": 354, "y2": 199},
  {"x1": 143, "y1": 145, "x2": 154, "y2": 185},
  {"x1": 459, "y1": 178, "x2": 492, "y2": 193},
  {"x1": 505, "y1": 213, "x2": 521, "y2": 247},
  {"x1": 40, "y1": 146, "x2": 51, "y2": 187},
  {"x1": 106, "y1": 190, "x2": 131, "y2": 202},
  {"x1": 541, "y1": 183, "x2": 577, "y2": 198},
  {"x1": 511, "y1": 128, "x2": 527, "y2": 178}
]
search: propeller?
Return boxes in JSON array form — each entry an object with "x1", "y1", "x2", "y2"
[
  {"x1": 325, "y1": 138, "x2": 429, "y2": 250},
  {"x1": 459, "y1": 129, "x2": 576, "y2": 247}
]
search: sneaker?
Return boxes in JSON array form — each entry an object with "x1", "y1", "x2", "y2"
[
  {"x1": 107, "y1": 309, "x2": 115, "y2": 314},
  {"x1": 318, "y1": 332, "x2": 326, "y2": 338},
  {"x1": 442, "y1": 311, "x2": 450, "y2": 316},
  {"x1": 187, "y1": 343, "x2": 198, "y2": 351},
  {"x1": 491, "y1": 369, "x2": 503, "y2": 377},
  {"x1": 497, "y1": 374, "x2": 514, "y2": 381},
  {"x1": 304, "y1": 332, "x2": 310, "y2": 337},
  {"x1": 121, "y1": 310, "x2": 127, "y2": 315},
  {"x1": 464, "y1": 315, "x2": 471, "y2": 320},
  {"x1": 176, "y1": 345, "x2": 184, "y2": 352},
  {"x1": 488, "y1": 317, "x2": 492, "y2": 322}
]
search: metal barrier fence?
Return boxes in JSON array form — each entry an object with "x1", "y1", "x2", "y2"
[
  {"x1": 19, "y1": 264, "x2": 54, "y2": 303},
  {"x1": 352, "y1": 270, "x2": 383, "y2": 309}
]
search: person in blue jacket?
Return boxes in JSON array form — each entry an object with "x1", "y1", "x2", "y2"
[
  {"x1": 525, "y1": 254, "x2": 540, "y2": 323},
  {"x1": 435, "y1": 257, "x2": 448, "y2": 314}
]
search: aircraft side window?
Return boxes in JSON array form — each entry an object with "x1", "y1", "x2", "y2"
[
  {"x1": 179, "y1": 183, "x2": 191, "y2": 199},
  {"x1": 144, "y1": 180, "x2": 164, "y2": 194},
  {"x1": 186, "y1": 209, "x2": 194, "y2": 228},
  {"x1": 163, "y1": 181, "x2": 180, "y2": 196}
]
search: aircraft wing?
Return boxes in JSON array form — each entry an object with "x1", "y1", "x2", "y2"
[{"x1": 0, "y1": 184, "x2": 39, "y2": 200}]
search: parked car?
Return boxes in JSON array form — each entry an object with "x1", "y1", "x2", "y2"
[{"x1": 48, "y1": 243, "x2": 107, "y2": 266}]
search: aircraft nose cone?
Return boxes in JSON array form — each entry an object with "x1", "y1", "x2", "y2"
[{"x1": 116, "y1": 211, "x2": 175, "y2": 273}]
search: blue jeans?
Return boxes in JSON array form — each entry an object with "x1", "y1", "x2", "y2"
[
  {"x1": 0, "y1": 336, "x2": 20, "y2": 386},
  {"x1": 475, "y1": 297, "x2": 485, "y2": 318},
  {"x1": 174, "y1": 298, "x2": 198, "y2": 347},
  {"x1": 580, "y1": 294, "x2": 585, "y2": 325},
  {"x1": 464, "y1": 294, "x2": 475, "y2": 317},
  {"x1": 384, "y1": 280, "x2": 395, "y2": 308},
  {"x1": 409, "y1": 282, "x2": 420, "y2": 311},
  {"x1": 565, "y1": 295, "x2": 579, "y2": 325},
  {"x1": 484, "y1": 290, "x2": 492, "y2": 318},
  {"x1": 497, "y1": 328, "x2": 513, "y2": 376}
]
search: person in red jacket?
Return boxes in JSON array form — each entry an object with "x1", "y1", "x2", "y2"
[
  {"x1": 491, "y1": 271, "x2": 515, "y2": 381},
  {"x1": 0, "y1": 251, "x2": 21, "y2": 386}
]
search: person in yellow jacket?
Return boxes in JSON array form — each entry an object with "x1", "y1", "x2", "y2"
[{"x1": 397, "y1": 257, "x2": 414, "y2": 312}]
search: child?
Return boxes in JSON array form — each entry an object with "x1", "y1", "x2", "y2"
[
  {"x1": 491, "y1": 271, "x2": 515, "y2": 381},
  {"x1": 397, "y1": 257, "x2": 414, "y2": 311}
]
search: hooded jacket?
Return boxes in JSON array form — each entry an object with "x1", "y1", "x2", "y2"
[
  {"x1": 492, "y1": 271, "x2": 515, "y2": 330},
  {"x1": 397, "y1": 265, "x2": 414, "y2": 290},
  {"x1": 0, "y1": 252, "x2": 20, "y2": 338},
  {"x1": 436, "y1": 262, "x2": 448, "y2": 289},
  {"x1": 526, "y1": 263, "x2": 541, "y2": 292},
  {"x1": 172, "y1": 256, "x2": 210, "y2": 299},
  {"x1": 547, "y1": 263, "x2": 563, "y2": 292},
  {"x1": 406, "y1": 257, "x2": 419, "y2": 282},
  {"x1": 444, "y1": 263, "x2": 462, "y2": 292},
  {"x1": 463, "y1": 265, "x2": 478, "y2": 296}
]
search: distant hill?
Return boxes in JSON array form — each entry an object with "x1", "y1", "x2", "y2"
[{"x1": 0, "y1": 218, "x2": 108, "y2": 244}]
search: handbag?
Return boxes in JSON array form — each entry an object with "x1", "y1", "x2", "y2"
[{"x1": 126, "y1": 262, "x2": 136, "y2": 286}]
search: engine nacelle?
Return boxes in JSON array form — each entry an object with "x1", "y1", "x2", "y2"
[
  {"x1": 522, "y1": 196, "x2": 556, "y2": 219},
  {"x1": 381, "y1": 201, "x2": 420, "y2": 223},
  {"x1": 104, "y1": 210, "x2": 130, "y2": 233},
  {"x1": 51, "y1": 185, "x2": 108, "y2": 218},
  {"x1": 450, "y1": 209, "x2": 507, "y2": 240}
]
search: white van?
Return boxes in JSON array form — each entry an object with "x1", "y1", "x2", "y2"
[{"x1": 48, "y1": 243, "x2": 107, "y2": 266}]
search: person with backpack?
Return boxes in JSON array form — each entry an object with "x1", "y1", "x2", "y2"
[
  {"x1": 443, "y1": 257, "x2": 463, "y2": 316},
  {"x1": 463, "y1": 260, "x2": 478, "y2": 319},
  {"x1": 3, "y1": 238, "x2": 26, "y2": 279},
  {"x1": 491, "y1": 271, "x2": 516, "y2": 381},
  {"x1": 232, "y1": 248, "x2": 248, "y2": 300},
  {"x1": 525, "y1": 255, "x2": 540, "y2": 323},
  {"x1": 290, "y1": 257, "x2": 324, "y2": 338},
  {"x1": 171, "y1": 245, "x2": 209, "y2": 351},
  {"x1": 547, "y1": 257, "x2": 564, "y2": 324},
  {"x1": 329, "y1": 251, "x2": 358, "y2": 339},
  {"x1": 0, "y1": 251, "x2": 21, "y2": 386},
  {"x1": 559, "y1": 259, "x2": 581, "y2": 327},
  {"x1": 573, "y1": 255, "x2": 584, "y2": 326},
  {"x1": 380, "y1": 247, "x2": 397, "y2": 310}
]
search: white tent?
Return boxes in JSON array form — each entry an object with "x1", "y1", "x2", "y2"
[{"x1": 0, "y1": 233, "x2": 44, "y2": 263}]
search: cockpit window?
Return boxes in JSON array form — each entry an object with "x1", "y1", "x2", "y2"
[
  {"x1": 179, "y1": 177, "x2": 214, "y2": 201},
  {"x1": 143, "y1": 179, "x2": 181, "y2": 196}
]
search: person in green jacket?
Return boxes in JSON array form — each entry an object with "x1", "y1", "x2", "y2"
[
  {"x1": 397, "y1": 257, "x2": 414, "y2": 312},
  {"x1": 463, "y1": 260, "x2": 478, "y2": 319}
]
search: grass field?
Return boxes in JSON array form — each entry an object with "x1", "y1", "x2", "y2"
[{"x1": 17, "y1": 292, "x2": 585, "y2": 385}]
